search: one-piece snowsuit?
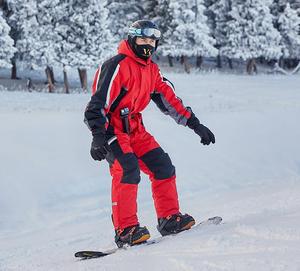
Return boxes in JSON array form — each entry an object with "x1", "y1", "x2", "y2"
[{"x1": 84, "y1": 40, "x2": 192, "y2": 230}]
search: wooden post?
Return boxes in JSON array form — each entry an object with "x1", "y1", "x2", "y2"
[
  {"x1": 196, "y1": 55, "x2": 203, "y2": 69},
  {"x1": 167, "y1": 55, "x2": 173, "y2": 67},
  {"x1": 227, "y1": 58, "x2": 233, "y2": 69},
  {"x1": 246, "y1": 59, "x2": 257, "y2": 74},
  {"x1": 11, "y1": 59, "x2": 17, "y2": 79},
  {"x1": 78, "y1": 68, "x2": 83, "y2": 87},
  {"x1": 49, "y1": 66, "x2": 55, "y2": 84},
  {"x1": 26, "y1": 78, "x2": 34, "y2": 92},
  {"x1": 181, "y1": 55, "x2": 191, "y2": 74},
  {"x1": 63, "y1": 65, "x2": 70, "y2": 94},
  {"x1": 279, "y1": 56, "x2": 284, "y2": 68},
  {"x1": 82, "y1": 68, "x2": 87, "y2": 92},
  {"x1": 45, "y1": 66, "x2": 54, "y2": 93},
  {"x1": 217, "y1": 55, "x2": 222, "y2": 69},
  {"x1": 78, "y1": 68, "x2": 87, "y2": 92}
]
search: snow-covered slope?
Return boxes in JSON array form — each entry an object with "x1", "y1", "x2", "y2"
[{"x1": 1, "y1": 73, "x2": 300, "y2": 271}]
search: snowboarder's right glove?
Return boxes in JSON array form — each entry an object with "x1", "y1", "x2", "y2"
[
  {"x1": 90, "y1": 132, "x2": 108, "y2": 161},
  {"x1": 187, "y1": 112, "x2": 215, "y2": 145}
]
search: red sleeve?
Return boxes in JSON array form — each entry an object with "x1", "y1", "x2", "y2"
[{"x1": 152, "y1": 66, "x2": 191, "y2": 126}]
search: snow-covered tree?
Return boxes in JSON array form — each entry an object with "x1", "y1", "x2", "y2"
[
  {"x1": 153, "y1": 0, "x2": 172, "y2": 48},
  {"x1": 143, "y1": 0, "x2": 158, "y2": 20},
  {"x1": 161, "y1": 0, "x2": 217, "y2": 72},
  {"x1": 287, "y1": 0, "x2": 300, "y2": 11},
  {"x1": 8, "y1": 0, "x2": 49, "y2": 69},
  {"x1": 278, "y1": 3, "x2": 300, "y2": 59},
  {"x1": 221, "y1": 0, "x2": 282, "y2": 73},
  {"x1": 53, "y1": 0, "x2": 116, "y2": 91},
  {"x1": 54, "y1": 0, "x2": 115, "y2": 68},
  {"x1": 7, "y1": 0, "x2": 59, "y2": 76},
  {"x1": 0, "y1": 10, "x2": 15, "y2": 68},
  {"x1": 270, "y1": 0, "x2": 286, "y2": 19},
  {"x1": 203, "y1": 0, "x2": 217, "y2": 37},
  {"x1": 193, "y1": 1, "x2": 218, "y2": 58},
  {"x1": 207, "y1": 0, "x2": 231, "y2": 67},
  {"x1": 106, "y1": 0, "x2": 145, "y2": 41}
]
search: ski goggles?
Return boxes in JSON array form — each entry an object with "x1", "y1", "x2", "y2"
[{"x1": 128, "y1": 27, "x2": 161, "y2": 40}]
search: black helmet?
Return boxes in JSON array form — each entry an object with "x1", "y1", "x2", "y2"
[{"x1": 127, "y1": 20, "x2": 161, "y2": 52}]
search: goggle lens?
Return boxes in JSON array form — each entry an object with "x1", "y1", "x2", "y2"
[{"x1": 129, "y1": 27, "x2": 161, "y2": 39}]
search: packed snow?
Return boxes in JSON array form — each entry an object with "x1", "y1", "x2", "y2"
[{"x1": 1, "y1": 73, "x2": 300, "y2": 271}]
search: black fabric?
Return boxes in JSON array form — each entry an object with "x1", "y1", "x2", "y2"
[
  {"x1": 108, "y1": 137, "x2": 123, "y2": 158},
  {"x1": 84, "y1": 54, "x2": 126, "y2": 135},
  {"x1": 109, "y1": 87, "x2": 128, "y2": 113},
  {"x1": 134, "y1": 44, "x2": 155, "y2": 60},
  {"x1": 150, "y1": 92, "x2": 168, "y2": 113},
  {"x1": 163, "y1": 77, "x2": 175, "y2": 90},
  {"x1": 107, "y1": 137, "x2": 140, "y2": 184},
  {"x1": 90, "y1": 133, "x2": 107, "y2": 161},
  {"x1": 118, "y1": 153, "x2": 141, "y2": 184},
  {"x1": 140, "y1": 147, "x2": 175, "y2": 180},
  {"x1": 150, "y1": 77, "x2": 177, "y2": 115},
  {"x1": 128, "y1": 36, "x2": 156, "y2": 61},
  {"x1": 187, "y1": 112, "x2": 215, "y2": 145},
  {"x1": 104, "y1": 126, "x2": 116, "y2": 166}
]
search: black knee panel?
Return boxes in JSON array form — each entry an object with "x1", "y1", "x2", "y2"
[
  {"x1": 118, "y1": 153, "x2": 141, "y2": 184},
  {"x1": 140, "y1": 147, "x2": 175, "y2": 180}
]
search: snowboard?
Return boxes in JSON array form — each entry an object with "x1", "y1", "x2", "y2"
[{"x1": 74, "y1": 216, "x2": 222, "y2": 260}]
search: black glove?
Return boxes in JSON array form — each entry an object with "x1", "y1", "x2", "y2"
[
  {"x1": 90, "y1": 133, "x2": 107, "y2": 161},
  {"x1": 187, "y1": 113, "x2": 215, "y2": 145}
]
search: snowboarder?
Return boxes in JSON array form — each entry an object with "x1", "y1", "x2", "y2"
[{"x1": 84, "y1": 20, "x2": 215, "y2": 248}]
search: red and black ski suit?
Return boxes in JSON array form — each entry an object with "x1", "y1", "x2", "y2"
[{"x1": 85, "y1": 40, "x2": 192, "y2": 231}]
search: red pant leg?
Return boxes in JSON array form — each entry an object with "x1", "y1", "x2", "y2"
[
  {"x1": 108, "y1": 133, "x2": 140, "y2": 230},
  {"x1": 131, "y1": 129, "x2": 180, "y2": 218}
]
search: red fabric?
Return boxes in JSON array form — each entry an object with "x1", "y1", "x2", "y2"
[
  {"x1": 93, "y1": 41, "x2": 189, "y2": 230},
  {"x1": 110, "y1": 159, "x2": 138, "y2": 229},
  {"x1": 91, "y1": 67, "x2": 101, "y2": 95},
  {"x1": 91, "y1": 40, "x2": 191, "y2": 133},
  {"x1": 110, "y1": 122, "x2": 180, "y2": 230}
]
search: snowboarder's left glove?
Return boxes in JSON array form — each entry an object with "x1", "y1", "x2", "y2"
[
  {"x1": 90, "y1": 132, "x2": 108, "y2": 161},
  {"x1": 187, "y1": 113, "x2": 215, "y2": 145}
]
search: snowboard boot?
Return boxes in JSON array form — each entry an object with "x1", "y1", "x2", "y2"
[
  {"x1": 115, "y1": 224, "x2": 150, "y2": 248},
  {"x1": 157, "y1": 213, "x2": 195, "y2": 236}
]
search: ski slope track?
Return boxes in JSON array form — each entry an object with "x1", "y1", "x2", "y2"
[{"x1": 1, "y1": 73, "x2": 300, "y2": 271}]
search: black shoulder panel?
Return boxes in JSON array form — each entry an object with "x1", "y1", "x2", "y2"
[
  {"x1": 95, "y1": 54, "x2": 127, "y2": 102},
  {"x1": 84, "y1": 54, "x2": 126, "y2": 134}
]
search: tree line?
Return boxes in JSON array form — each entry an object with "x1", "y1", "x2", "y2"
[{"x1": 0, "y1": 0, "x2": 300, "y2": 92}]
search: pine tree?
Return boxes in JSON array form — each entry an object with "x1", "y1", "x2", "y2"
[
  {"x1": 106, "y1": 0, "x2": 145, "y2": 41},
  {"x1": 8, "y1": 0, "x2": 47, "y2": 70},
  {"x1": 207, "y1": 0, "x2": 231, "y2": 68},
  {"x1": 203, "y1": 0, "x2": 217, "y2": 39},
  {"x1": 278, "y1": 3, "x2": 300, "y2": 59},
  {"x1": 221, "y1": 0, "x2": 282, "y2": 73},
  {"x1": 143, "y1": 0, "x2": 158, "y2": 20},
  {"x1": 194, "y1": 1, "x2": 218, "y2": 60},
  {"x1": 161, "y1": 0, "x2": 217, "y2": 72},
  {"x1": 8, "y1": 0, "x2": 59, "y2": 76},
  {"x1": 54, "y1": 0, "x2": 115, "y2": 69},
  {"x1": 0, "y1": 10, "x2": 16, "y2": 68},
  {"x1": 54, "y1": 0, "x2": 116, "y2": 91},
  {"x1": 287, "y1": 0, "x2": 300, "y2": 10}
]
